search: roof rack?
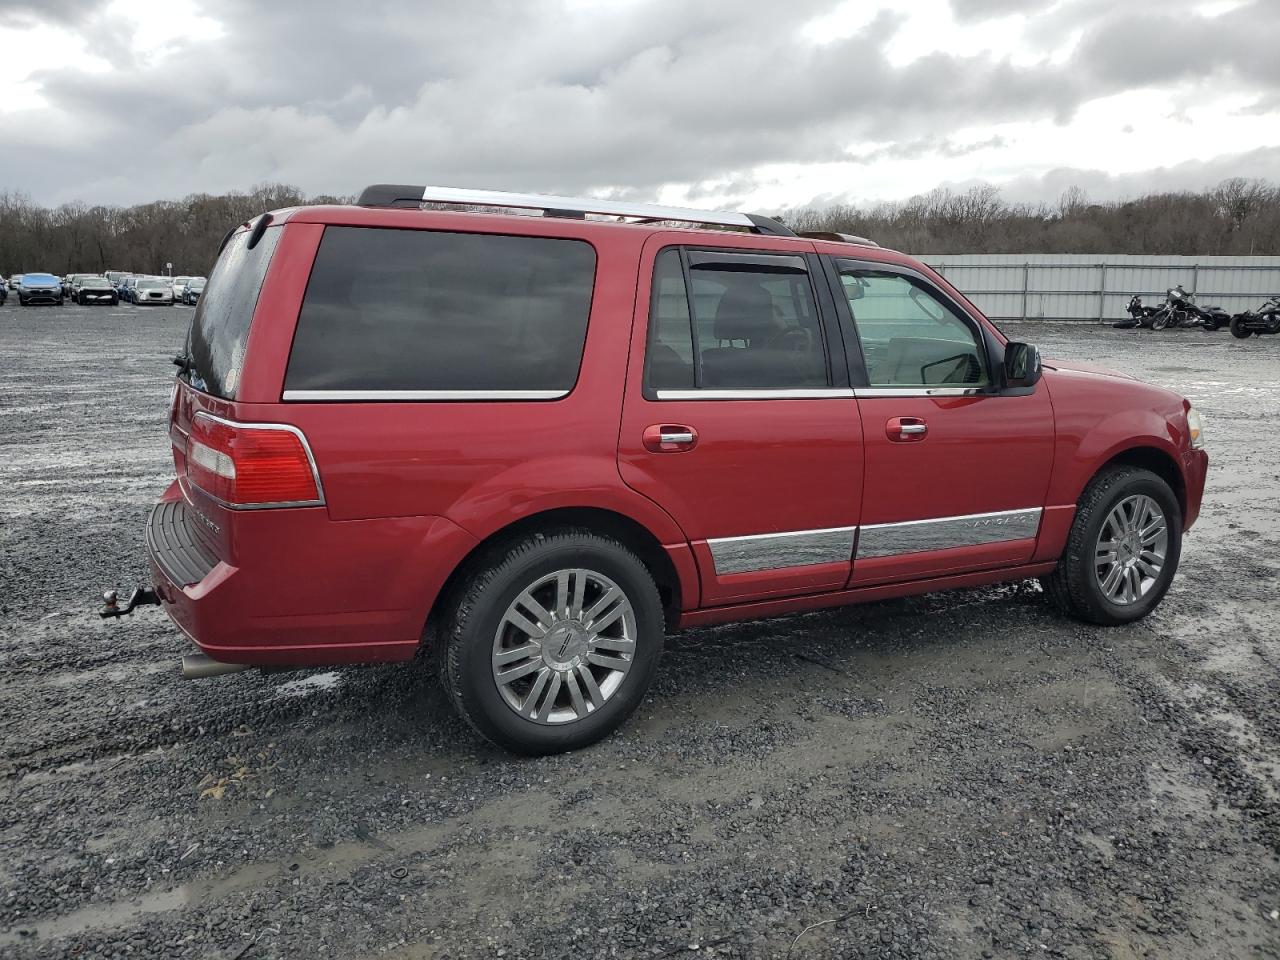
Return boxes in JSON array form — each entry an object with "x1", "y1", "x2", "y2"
[
  {"x1": 355, "y1": 184, "x2": 797, "y2": 237},
  {"x1": 796, "y1": 230, "x2": 879, "y2": 247}
]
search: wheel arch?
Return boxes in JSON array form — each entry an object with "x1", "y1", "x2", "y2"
[
  {"x1": 1094, "y1": 445, "x2": 1186, "y2": 521},
  {"x1": 424, "y1": 506, "x2": 694, "y2": 648}
]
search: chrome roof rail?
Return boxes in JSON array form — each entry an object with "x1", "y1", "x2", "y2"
[
  {"x1": 355, "y1": 184, "x2": 796, "y2": 237},
  {"x1": 796, "y1": 230, "x2": 879, "y2": 247}
]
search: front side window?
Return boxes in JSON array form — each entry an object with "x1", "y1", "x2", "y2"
[
  {"x1": 839, "y1": 267, "x2": 988, "y2": 389},
  {"x1": 644, "y1": 248, "x2": 828, "y2": 392},
  {"x1": 285, "y1": 227, "x2": 596, "y2": 395}
]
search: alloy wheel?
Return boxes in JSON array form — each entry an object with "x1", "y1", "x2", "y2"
[
  {"x1": 1094, "y1": 494, "x2": 1168, "y2": 605},
  {"x1": 491, "y1": 568, "x2": 637, "y2": 725}
]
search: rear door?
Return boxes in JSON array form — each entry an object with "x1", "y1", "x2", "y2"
[
  {"x1": 830, "y1": 258, "x2": 1055, "y2": 585},
  {"x1": 618, "y1": 235, "x2": 864, "y2": 606}
]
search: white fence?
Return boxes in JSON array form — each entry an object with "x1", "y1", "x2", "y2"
[{"x1": 918, "y1": 254, "x2": 1280, "y2": 322}]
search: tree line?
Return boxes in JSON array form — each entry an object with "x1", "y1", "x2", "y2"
[
  {"x1": 2, "y1": 177, "x2": 1278, "y2": 277},
  {"x1": 788, "y1": 179, "x2": 1280, "y2": 256},
  {"x1": 0, "y1": 184, "x2": 351, "y2": 278}
]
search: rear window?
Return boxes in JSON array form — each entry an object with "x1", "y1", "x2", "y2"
[
  {"x1": 283, "y1": 226, "x2": 596, "y2": 397},
  {"x1": 186, "y1": 227, "x2": 281, "y2": 399}
]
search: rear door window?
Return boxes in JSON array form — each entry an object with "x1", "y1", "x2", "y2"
[
  {"x1": 283, "y1": 227, "x2": 597, "y2": 398},
  {"x1": 187, "y1": 227, "x2": 281, "y2": 399},
  {"x1": 644, "y1": 248, "x2": 829, "y2": 392}
]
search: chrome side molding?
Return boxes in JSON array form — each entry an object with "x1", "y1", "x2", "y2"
[
  {"x1": 707, "y1": 526, "x2": 858, "y2": 576},
  {"x1": 857, "y1": 508, "x2": 1042, "y2": 559}
]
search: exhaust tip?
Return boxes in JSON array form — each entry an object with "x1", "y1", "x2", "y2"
[{"x1": 181, "y1": 653, "x2": 251, "y2": 680}]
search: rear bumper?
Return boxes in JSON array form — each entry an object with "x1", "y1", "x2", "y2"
[{"x1": 146, "y1": 483, "x2": 479, "y2": 666}]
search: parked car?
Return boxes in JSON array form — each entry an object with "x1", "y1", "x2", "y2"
[
  {"x1": 105, "y1": 270, "x2": 128, "y2": 287},
  {"x1": 120, "y1": 276, "x2": 141, "y2": 302},
  {"x1": 67, "y1": 274, "x2": 100, "y2": 301},
  {"x1": 17, "y1": 273, "x2": 63, "y2": 305},
  {"x1": 0, "y1": 282, "x2": 6, "y2": 305},
  {"x1": 182, "y1": 277, "x2": 206, "y2": 305},
  {"x1": 104, "y1": 185, "x2": 1208, "y2": 755},
  {"x1": 133, "y1": 277, "x2": 175, "y2": 305},
  {"x1": 7, "y1": 275, "x2": 21, "y2": 291},
  {"x1": 171, "y1": 276, "x2": 192, "y2": 301},
  {"x1": 77, "y1": 276, "x2": 119, "y2": 305}
]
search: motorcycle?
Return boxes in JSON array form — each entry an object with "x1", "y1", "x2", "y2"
[
  {"x1": 1228, "y1": 296, "x2": 1280, "y2": 339},
  {"x1": 1162, "y1": 284, "x2": 1230, "y2": 331},
  {"x1": 1113, "y1": 294, "x2": 1158, "y2": 329}
]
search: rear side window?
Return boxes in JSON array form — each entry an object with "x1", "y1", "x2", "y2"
[
  {"x1": 644, "y1": 248, "x2": 829, "y2": 392},
  {"x1": 284, "y1": 227, "x2": 597, "y2": 397},
  {"x1": 187, "y1": 227, "x2": 281, "y2": 399}
]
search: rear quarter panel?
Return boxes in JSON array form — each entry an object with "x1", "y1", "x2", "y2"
[{"x1": 230, "y1": 214, "x2": 698, "y2": 610}]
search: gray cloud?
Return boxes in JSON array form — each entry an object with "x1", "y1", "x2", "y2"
[{"x1": 1, "y1": 0, "x2": 1277, "y2": 207}]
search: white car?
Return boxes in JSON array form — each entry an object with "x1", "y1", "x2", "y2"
[
  {"x1": 133, "y1": 278, "x2": 175, "y2": 305},
  {"x1": 171, "y1": 276, "x2": 192, "y2": 301}
]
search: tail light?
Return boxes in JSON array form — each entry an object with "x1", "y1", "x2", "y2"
[{"x1": 186, "y1": 412, "x2": 324, "y2": 509}]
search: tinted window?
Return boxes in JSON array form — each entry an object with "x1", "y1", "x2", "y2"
[
  {"x1": 285, "y1": 227, "x2": 596, "y2": 394},
  {"x1": 644, "y1": 249, "x2": 828, "y2": 392},
  {"x1": 644, "y1": 249, "x2": 695, "y2": 389},
  {"x1": 839, "y1": 268, "x2": 988, "y2": 388},
  {"x1": 187, "y1": 227, "x2": 280, "y2": 399}
]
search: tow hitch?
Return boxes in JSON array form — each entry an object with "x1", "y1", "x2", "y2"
[{"x1": 98, "y1": 587, "x2": 161, "y2": 618}]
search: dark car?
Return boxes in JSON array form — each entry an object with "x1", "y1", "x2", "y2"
[
  {"x1": 182, "y1": 277, "x2": 206, "y2": 305},
  {"x1": 17, "y1": 273, "x2": 64, "y2": 305},
  {"x1": 77, "y1": 276, "x2": 119, "y2": 305},
  {"x1": 106, "y1": 184, "x2": 1207, "y2": 755}
]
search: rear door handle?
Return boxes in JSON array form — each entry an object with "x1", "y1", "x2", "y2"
[
  {"x1": 886, "y1": 416, "x2": 927, "y2": 442},
  {"x1": 643, "y1": 424, "x2": 698, "y2": 452}
]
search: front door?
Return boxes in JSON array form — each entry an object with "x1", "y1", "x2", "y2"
[
  {"x1": 832, "y1": 260, "x2": 1055, "y2": 586},
  {"x1": 618, "y1": 235, "x2": 864, "y2": 606}
]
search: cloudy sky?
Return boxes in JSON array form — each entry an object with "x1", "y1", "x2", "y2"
[{"x1": 1, "y1": 0, "x2": 1278, "y2": 212}]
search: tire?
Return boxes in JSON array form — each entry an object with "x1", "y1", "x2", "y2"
[
  {"x1": 441, "y1": 529, "x2": 664, "y2": 754},
  {"x1": 1040, "y1": 466, "x2": 1181, "y2": 626},
  {"x1": 1150, "y1": 312, "x2": 1169, "y2": 331},
  {"x1": 1230, "y1": 314, "x2": 1251, "y2": 339}
]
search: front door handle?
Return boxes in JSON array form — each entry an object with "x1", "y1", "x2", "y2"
[
  {"x1": 643, "y1": 424, "x2": 698, "y2": 452},
  {"x1": 886, "y1": 416, "x2": 927, "y2": 442}
]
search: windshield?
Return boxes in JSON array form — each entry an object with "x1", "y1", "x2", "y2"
[
  {"x1": 23, "y1": 274, "x2": 57, "y2": 283},
  {"x1": 137, "y1": 279, "x2": 169, "y2": 289},
  {"x1": 82, "y1": 278, "x2": 111, "y2": 288}
]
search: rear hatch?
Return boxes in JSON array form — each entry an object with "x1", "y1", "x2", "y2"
[{"x1": 170, "y1": 225, "x2": 283, "y2": 566}]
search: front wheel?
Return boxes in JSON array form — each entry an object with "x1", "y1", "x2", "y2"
[
  {"x1": 1041, "y1": 466, "x2": 1181, "y2": 626},
  {"x1": 1230, "y1": 314, "x2": 1251, "y2": 339},
  {"x1": 441, "y1": 529, "x2": 664, "y2": 754},
  {"x1": 1150, "y1": 312, "x2": 1170, "y2": 331}
]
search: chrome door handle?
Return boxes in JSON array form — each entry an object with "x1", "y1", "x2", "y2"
[
  {"x1": 886, "y1": 416, "x2": 928, "y2": 442},
  {"x1": 642, "y1": 424, "x2": 699, "y2": 452}
]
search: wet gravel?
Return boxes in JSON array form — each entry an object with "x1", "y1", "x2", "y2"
[{"x1": 2, "y1": 303, "x2": 1279, "y2": 959}]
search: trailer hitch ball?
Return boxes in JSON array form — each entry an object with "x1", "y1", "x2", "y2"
[{"x1": 99, "y1": 586, "x2": 161, "y2": 618}]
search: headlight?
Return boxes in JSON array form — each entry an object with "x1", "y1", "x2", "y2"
[{"x1": 1186, "y1": 407, "x2": 1206, "y2": 449}]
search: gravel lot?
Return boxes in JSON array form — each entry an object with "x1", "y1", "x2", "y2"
[{"x1": 1, "y1": 301, "x2": 1278, "y2": 959}]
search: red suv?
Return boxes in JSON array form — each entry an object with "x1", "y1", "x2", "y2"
[{"x1": 108, "y1": 185, "x2": 1208, "y2": 754}]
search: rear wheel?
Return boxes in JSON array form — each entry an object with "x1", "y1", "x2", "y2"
[
  {"x1": 441, "y1": 529, "x2": 664, "y2": 754},
  {"x1": 1041, "y1": 466, "x2": 1181, "y2": 626},
  {"x1": 1230, "y1": 314, "x2": 1251, "y2": 339}
]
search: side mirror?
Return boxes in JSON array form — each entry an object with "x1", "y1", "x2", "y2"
[
  {"x1": 1003, "y1": 341, "x2": 1042, "y2": 390},
  {"x1": 841, "y1": 275, "x2": 866, "y2": 300}
]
